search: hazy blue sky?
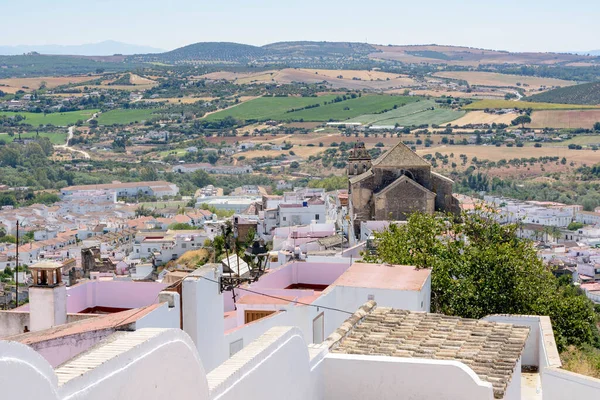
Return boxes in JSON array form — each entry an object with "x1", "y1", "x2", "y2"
[{"x1": 2, "y1": 0, "x2": 598, "y2": 52}]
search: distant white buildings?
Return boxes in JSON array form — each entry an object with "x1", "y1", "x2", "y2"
[
  {"x1": 61, "y1": 181, "x2": 179, "y2": 199},
  {"x1": 485, "y1": 196, "x2": 579, "y2": 228},
  {"x1": 173, "y1": 163, "x2": 253, "y2": 175}
]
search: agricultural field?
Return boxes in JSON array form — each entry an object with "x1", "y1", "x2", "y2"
[
  {"x1": 0, "y1": 109, "x2": 98, "y2": 126},
  {"x1": 528, "y1": 110, "x2": 600, "y2": 129},
  {"x1": 146, "y1": 97, "x2": 215, "y2": 104},
  {"x1": 526, "y1": 81, "x2": 600, "y2": 105},
  {"x1": 96, "y1": 108, "x2": 161, "y2": 125},
  {"x1": 451, "y1": 111, "x2": 517, "y2": 126},
  {"x1": 201, "y1": 68, "x2": 418, "y2": 90},
  {"x1": 204, "y1": 94, "x2": 417, "y2": 122},
  {"x1": 433, "y1": 71, "x2": 576, "y2": 92},
  {"x1": 0, "y1": 76, "x2": 97, "y2": 93},
  {"x1": 371, "y1": 44, "x2": 593, "y2": 67},
  {"x1": 419, "y1": 145, "x2": 600, "y2": 164},
  {"x1": 405, "y1": 89, "x2": 505, "y2": 99},
  {"x1": 560, "y1": 135, "x2": 600, "y2": 146},
  {"x1": 463, "y1": 100, "x2": 600, "y2": 110},
  {"x1": 346, "y1": 100, "x2": 465, "y2": 126},
  {"x1": 0, "y1": 131, "x2": 67, "y2": 144}
]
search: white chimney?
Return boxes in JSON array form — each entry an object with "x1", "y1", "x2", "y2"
[{"x1": 28, "y1": 261, "x2": 67, "y2": 332}]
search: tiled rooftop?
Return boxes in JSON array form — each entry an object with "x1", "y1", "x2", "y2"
[{"x1": 329, "y1": 302, "x2": 530, "y2": 399}]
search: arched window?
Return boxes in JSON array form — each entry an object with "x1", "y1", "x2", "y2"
[{"x1": 354, "y1": 163, "x2": 358, "y2": 170}]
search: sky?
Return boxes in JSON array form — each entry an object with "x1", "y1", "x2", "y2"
[{"x1": 2, "y1": 0, "x2": 599, "y2": 52}]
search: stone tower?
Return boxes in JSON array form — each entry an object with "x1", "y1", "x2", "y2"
[{"x1": 347, "y1": 142, "x2": 372, "y2": 176}]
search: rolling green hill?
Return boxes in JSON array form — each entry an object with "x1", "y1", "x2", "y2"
[
  {"x1": 131, "y1": 42, "x2": 271, "y2": 64},
  {"x1": 130, "y1": 41, "x2": 378, "y2": 65},
  {"x1": 525, "y1": 81, "x2": 600, "y2": 105}
]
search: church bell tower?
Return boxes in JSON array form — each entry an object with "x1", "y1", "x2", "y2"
[{"x1": 347, "y1": 142, "x2": 371, "y2": 176}]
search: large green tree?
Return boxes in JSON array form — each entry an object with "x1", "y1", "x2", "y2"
[{"x1": 363, "y1": 210, "x2": 599, "y2": 350}]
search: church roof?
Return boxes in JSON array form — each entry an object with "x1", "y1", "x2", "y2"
[{"x1": 372, "y1": 142, "x2": 430, "y2": 168}]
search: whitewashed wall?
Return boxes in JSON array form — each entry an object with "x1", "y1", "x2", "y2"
[
  {"x1": 324, "y1": 353, "x2": 494, "y2": 400},
  {"x1": 543, "y1": 367, "x2": 600, "y2": 400}
]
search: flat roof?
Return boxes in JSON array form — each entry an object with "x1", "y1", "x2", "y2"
[{"x1": 331, "y1": 263, "x2": 430, "y2": 291}]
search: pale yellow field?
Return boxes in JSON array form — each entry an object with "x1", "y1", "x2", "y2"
[
  {"x1": 201, "y1": 68, "x2": 417, "y2": 90},
  {"x1": 129, "y1": 74, "x2": 156, "y2": 85},
  {"x1": 146, "y1": 97, "x2": 214, "y2": 104},
  {"x1": 418, "y1": 145, "x2": 600, "y2": 164},
  {"x1": 307, "y1": 69, "x2": 408, "y2": 81},
  {"x1": 451, "y1": 111, "x2": 517, "y2": 126},
  {"x1": 86, "y1": 84, "x2": 156, "y2": 91},
  {"x1": 405, "y1": 89, "x2": 505, "y2": 99},
  {"x1": 240, "y1": 146, "x2": 324, "y2": 159},
  {"x1": 433, "y1": 71, "x2": 576, "y2": 91},
  {"x1": 0, "y1": 76, "x2": 95, "y2": 92},
  {"x1": 529, "y1": 110, "x2": 600, "y2": 129}
]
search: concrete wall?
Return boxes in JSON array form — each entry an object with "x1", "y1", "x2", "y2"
[
  {"x1": 543, "y1": 367, "x2": 600, "y2": 400},
  {"x1": 0, "y1": 310, "x2": 30, "y2": 337},
  {"x1": 29, "y1": 285, "x2": 67, "y2": 332},
  {"x1": 324, "y1": 353, "x2": 494, "y2": 400}
]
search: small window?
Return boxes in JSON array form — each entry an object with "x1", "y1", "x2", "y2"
[
  {"x1": 315, "y1": 214, "x2": 320, "y2": 220},
  {"x1": 182, "y1": 243, "x2": 187, "y2": 249},
  {"x1": 354, "y1": 163, "x2": 358, "y2": 169},
  {"x1": 283, "y1": 216, "x2": 287, "y2": 221}
]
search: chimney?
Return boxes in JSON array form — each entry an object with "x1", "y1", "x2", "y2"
[{"x1": 28, "y1": 261, "x2": 67, "y2": 332}]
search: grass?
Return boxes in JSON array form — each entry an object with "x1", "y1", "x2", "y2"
[
  {"x1": 97, "y1": 108, "x2": 161, "y2": 125},
  {"x1": 0, "y1": 109, "x2": 99, "y2": 126},
  {"x1": 463, "y1": 100, "x2": 600, "y2": 111},
  {"x1": 204, "y1": 95, "x2": 417, "y2": 122},
  {"x1": 0, "y1": 131, "x2": 67, "y2": 145},
  {"x1": 346, "y1": 100, "x2": 465, "y2": 126},
  {"x1": 560, "y1": 345, "x2": 600, "y2": 379}
]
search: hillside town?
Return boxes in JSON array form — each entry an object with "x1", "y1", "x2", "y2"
[
  {"x1": 0, "y1": 142, "x2": 598, "y2": 400},
  {"x1": 3, "y1": 3, "x2": 600, "y2": 397}
]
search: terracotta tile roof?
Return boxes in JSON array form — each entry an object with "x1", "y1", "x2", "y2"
[
  {"x1": 5, "y1": 304, "x2": 162, "y2": 345},
  {"x1": 329, "y1": 302, "x2": 529, "y2": 399}
]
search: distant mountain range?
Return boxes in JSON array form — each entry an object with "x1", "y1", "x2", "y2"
[{"x1": 0, "y1": 40, "x2": 165, "y2": 56}]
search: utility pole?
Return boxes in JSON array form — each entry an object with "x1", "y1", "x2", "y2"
[{"x1": 15, "y1": 220, "x2": 19, "y2": 308}]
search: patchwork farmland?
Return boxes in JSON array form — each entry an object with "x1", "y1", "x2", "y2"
[{"x1": 204, "y1": 94, "x2": 418, "y2": 122}]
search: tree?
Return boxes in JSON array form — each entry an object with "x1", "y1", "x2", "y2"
[
  {"x1": 594, "y1": 122, "x2": 600, "y2": 132},
  {"x1": 362, "y1": 210, "x2": 598, "y2": 350},
  {"x1": 511, "y1": 115, "x2": 532, "y2": 129}
]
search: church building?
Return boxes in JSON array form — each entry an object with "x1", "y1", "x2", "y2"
[{"x1": 348, "y1": 141, "x2": 460, "y2": 236}]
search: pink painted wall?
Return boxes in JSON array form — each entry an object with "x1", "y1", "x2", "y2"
[
  {"x1": 65, "y1": 281, "x2": 166, "y2": 313},
  {"x1": 249, "y1": 262, "x2": 350, "y2": 290},
  {"x1": 296, "y1": 262, "x2": 350, "y2": 285}
]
